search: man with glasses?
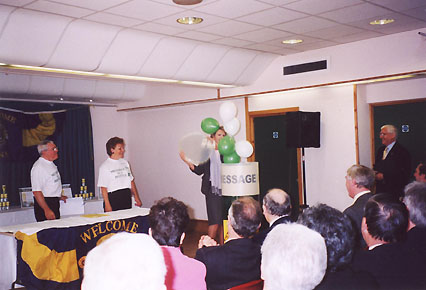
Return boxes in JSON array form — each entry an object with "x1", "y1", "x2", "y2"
[
  {"x1": 373, "y1": 124, "x2": 411, "y2": 198},
  {"x1": 31, "y1": 140, "x2": 66, "y2": 221}
]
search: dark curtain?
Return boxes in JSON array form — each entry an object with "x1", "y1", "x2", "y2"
[{"x1": 0, "y1": 101, "x2": 94, "y2": 206}]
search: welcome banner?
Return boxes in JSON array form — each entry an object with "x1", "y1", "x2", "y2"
[{"x1": 15, "y1": 215, "x2": 149, "y2": 290}]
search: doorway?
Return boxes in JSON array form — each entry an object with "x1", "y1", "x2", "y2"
[
  {"x1": 247, "y1": 106, "x2": 302, "y2": 222},
  {"x1": 371, "y1": 99, "x2": 426, "y2": 181}
]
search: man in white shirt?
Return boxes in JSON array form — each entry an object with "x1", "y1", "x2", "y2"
[
  {"x1": 31, "y1": 140, "x2": 66, "y2": 221},
  {"x1": 343, "y1": 164, "x2": 375, "y2": 248}
]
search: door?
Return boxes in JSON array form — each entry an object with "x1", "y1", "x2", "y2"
[
  {"x1": 373, "y1": 100, "x2": 426, "y2": 181},
  {"x1": 252, "y1": 114, "x2": 300, "y2": 221}
]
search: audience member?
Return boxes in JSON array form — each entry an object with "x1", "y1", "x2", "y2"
[
  {"x1": 400, "y1": 181, "x2": 426, "y2": 289},
  {"x1": 82, "y1": 232, "x2": 166, "y2": 290},
  {"x1": 261, "y1": 223, "x2": 327, "y2": 290},
  {"x1": 413, "y1": 162, "x2": 426, "y2": 183},
  {"x1": 373, "y1": 124, "x2": 411, "y2": 198},
  {"x1": 352, "y1": 193, "x2": 409, "y2": 289},
  {"x1": 343, "y1": 164, "x2": 375, "y2": 248},
  {"x1": 149, "y1": 197, "x2": 207, "y2": 290},
  {"x1": 195, "y1": 197, "x2": 262, "y2": 290},
  {"x1": 253, "y1": 188, "x2": 292, "y2": 245},
  {"x1": 299, "y1": 204, "x2": 378, "y2": 290}
]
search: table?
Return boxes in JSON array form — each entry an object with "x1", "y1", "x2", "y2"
[
  {"x1": 0, "y1": 207, "x2": 150, "y2": 290},
  {"x1": 0, "y1": 199, "x2": 104, "y2": 227}
]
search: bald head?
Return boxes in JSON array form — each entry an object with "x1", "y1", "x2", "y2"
[{"x1": 263, "y1": 188, "x2": 291, "y2": 222}]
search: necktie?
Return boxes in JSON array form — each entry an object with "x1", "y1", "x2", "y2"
[{"x1": 382, "y1": 147, "x2": 388, "y2": 160}]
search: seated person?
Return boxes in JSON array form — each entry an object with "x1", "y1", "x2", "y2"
[
  {"x1": 195, "y1": 197, "x2": 262, "y2": 290},
  {"x1": 298, "y1": 204, "x2": 378, "y2": 290},
  {"x1": 261, "y1": 223, "x2": 327, "y2": 290},
  {"x1": 82, "y1": 232, "x2": 166, "y2": 290},
  {"x1": 414, "y1": 163, "x2": 426, "y2": 183},
  {"x1": 149, "y1": 197, "x2": 207, "y2": 290},
  {"x1": 352, "y1": 193, "x2": 409, "y2": 290},
  {"x1": 253, "y1": 188, "x2": 292, "y2": 245}
]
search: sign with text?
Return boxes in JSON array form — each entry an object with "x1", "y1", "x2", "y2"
[{"x1": 221, "y1": 162, "x2": 259, "y2": 196}]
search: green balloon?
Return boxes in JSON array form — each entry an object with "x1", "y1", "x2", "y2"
[
  {"x1": 223, "y1": 151, "x2": 240, "y2": 163},
  {"x1": 201, "y1": 118, "x2": 220, "y2": 134},
  {"x1": 218, "y1": 135, "x2": 235, "y2": 156}
]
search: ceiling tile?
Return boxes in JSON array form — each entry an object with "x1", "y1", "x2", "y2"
[
  {"x1": 213, "y1": 37, "x2": 255, "y2": 47},
  {"x1": 273, "y1": 16, "x2": 337, "y2": 34},
  {"x1": 134, "y1": 22, "x2": 186, "y2": 36},
  {"x1": 348, "y1": 12, "x2": 425, "y2": 32},
  {"x1": 402, "y1": 5, "x2": 426, "y2": 21},
  {"x1": 25, "y1": 1, "x2": 93, "y2": 18},
  {"x1": 234, "y1": 27, "x2": 292, "y2": 42},
  {"x1": 270, "y1": 46, "x2": 301, "y2": 55},
  {"x1": 0, "y1": 5, "x2": 15, "y2": 30},
  {"x1": 319, "y1": 3, "x2": 392, "y2": 23},
  {"x1": 196, "y1": 20, "x2": 261, "y2": 37},
  {"x1": 0, "y1": 0, "x2": 33, "y2": 6},
  {"x1": 237, "y1": 7, "x2": 307, "y2": 26},
  {"x1": 333, "y1": 30, "x2": 384, "y2": 43},
  {"x1": 84, "y1": 12, "x2": 144, "y2": 27},
  {"x1": 284, "y1": 0, "x2": 363, "y2": 15},
  {"x1": 194, "y1": 0, "x2": 272, "y2": 19},
  {"x1": 243, "y1": 42, "x2": 285, "y2": 53},
  {"x1": 366, "y1": 0, "x2": 426, "y2": 12},
  {"x1": 257, "y1": 0, "x2": 299, "y2": 6},
  {"x1": 45, "y1": 0, "x2": 129, "y2": 11},
  {"x1": 294, "y1": 40, "x2": 338, "y2": 51},
  {"x1": 370, "y1": 20, "x2": 426, "y2": 34},
  {"x1": 152, "y1": 10, "x2": 227, "y2": 30},
  {"x1": 106, "y1": 0, "x2": 184, "y2": 21},
  {"x1": 303, "y1": 24, "x2": 364, "y2": 39},
  {"x1": 177, "y1": 30, "x2": 222, "y2": 42},
  {"x1": 150, "y1": 0, "x2": 218, "y2": 8}
]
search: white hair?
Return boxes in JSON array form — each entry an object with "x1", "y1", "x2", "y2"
[
  {"x1": 381, "y1": 124, "x2": 397, "y2": 137},
  {"x1": 82, "y1": 233, "x2": 166, "y2": 290},
  {"x1": 261, "y1": 224, "x2": 327, "y2": 290},
  {"x1": 37, "y1": 140, "x2": 53, "y2": 155}
]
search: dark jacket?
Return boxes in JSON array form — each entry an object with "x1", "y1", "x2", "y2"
[
  {"x1": 252, "y1": 215, "x2": 292, "y2": 245},
  {"x1": 195, "y1": 238, "x2": 261, "y2": 290}
]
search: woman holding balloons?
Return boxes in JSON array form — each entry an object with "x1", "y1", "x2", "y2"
[{"x1": 180, "y1": 124, "x2": 226, "y2": 242}]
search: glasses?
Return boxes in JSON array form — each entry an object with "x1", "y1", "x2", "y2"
[{"x1": 49, "y1": 147, "x2": 58, "y2": 152}]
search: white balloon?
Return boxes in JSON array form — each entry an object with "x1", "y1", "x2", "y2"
[
  {"x1": 219, "y1": 101, "x2": 237, "y2": 123},
  {"x1": 178, "y1": 132, "x2": 215, "y2": 165},
  {"x1": 235, "y1": 140, "x2": 253, "y2": 158},
  {"x1": 224, "y1": 117, "x2": 240, "y2": 136}
]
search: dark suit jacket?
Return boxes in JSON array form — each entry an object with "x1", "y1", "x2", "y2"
[
  {"x1": 195, "y1": 238, "x2": 261, "y2": 290},
  {"x1": 352, "y1": 243, "x2": 412, "y2": 290},
  {"x1": 373, "y1": 142, "x2": 411, "y2": 197},
  {"x1": 343, "y1": 192, "x2": 373, "y2": 249},
  {"x1": 315, "y1": 266, "x2": 378, "y2": 290},
  {"x1": 192, "y1": 156, "x2": 223, "y2": 196},
  {"x1": 252, "y1": 215, "x2": 291, "y2": 245}
]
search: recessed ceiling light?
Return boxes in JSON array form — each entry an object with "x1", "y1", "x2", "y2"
[
  {"x1": 282, "y1": 39, "x2": 303, "y2": 44},
  {"x1": 370, "y1": 19, "x2": 394, "y2": 25},
  {"x1": 173, "y1": 0, "x2": 202, "y2": 4},
  {"x1": 59, "y1": 97, "x2": 64, "y2": 101},
  {"x1": 177, "y1": 16, "x2": 203, "y2": 25}
]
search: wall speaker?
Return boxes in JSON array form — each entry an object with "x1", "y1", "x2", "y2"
[{"x1": 286, "y1": 111, "x2": 320, "y2": 148}]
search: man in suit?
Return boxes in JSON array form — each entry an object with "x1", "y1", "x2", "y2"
[
  {"x1": 401, "y1": 181, "x2": 426, "y2": 289},
  {"x1": 253, "y1": 188, "x2": 292, "y2": 245},
  {"x1": 414, "y1": 162, "x2": 426, "y2": 183},
  {"x1": 352, "y1": 194, "x2": 409, "y2": 290},
  {"x1": 195, "y1": 197, "x2": 262, "y2": 290},
  {"x1": 373, "y1": 124, "x2": 411, "y2": 198},
  {"x1": 343, "y1": 164, "x2": 375, "y2": 248}
]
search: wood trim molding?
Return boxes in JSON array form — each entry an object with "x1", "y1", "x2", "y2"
[
  {"x1": 370, "y1": 104, "x2": 376, "y2": 166},
  {"x1": 117, "y1": 70, "x2": 426, "y2": 112},
  {"x1": 353, "y1": 85, "x2": 359, "y2": 165}
]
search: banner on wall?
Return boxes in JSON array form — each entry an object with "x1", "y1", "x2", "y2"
[
  {"x1": 0, "y1": 107, "x2": 65, "y2": 161},
  {"x1": 15, "y1": 215, "x2": 149, "y2": 290}
]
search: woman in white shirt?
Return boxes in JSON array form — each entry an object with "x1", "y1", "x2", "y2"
[{"x1": 98, "y1": 137, "x2": 142, "y2": 211}]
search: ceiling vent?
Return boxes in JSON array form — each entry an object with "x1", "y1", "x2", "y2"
[{"x1": 283, "y1": 60, "x2": 327, "y2": 76}]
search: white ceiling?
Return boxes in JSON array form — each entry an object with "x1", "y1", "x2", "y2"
[
  {"x1": 2, "y1": 0, "x2": 425, "y2": 55},
  {"x1": 0, "y1": 0, "x2": 425, "y2": 104}
]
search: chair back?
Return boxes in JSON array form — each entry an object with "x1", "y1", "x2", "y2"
[{"x1": 229, "y1": 279, "x2": 264, "y2": 290}]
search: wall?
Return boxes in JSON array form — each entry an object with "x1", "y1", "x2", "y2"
[
  {"x1": 124, "y1": 99, "x2": 246, "y2": 220},
  {"x1": 248, "y1": 85, "x2": 356, "y2": 211},
  {"x1": 90, "y1": 106, "x2": 128, "y2": 197}
]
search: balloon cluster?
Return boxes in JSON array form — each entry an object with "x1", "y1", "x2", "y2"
[{"x1": 200, "y1": 102, "x2": 254, "y2": 163}]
